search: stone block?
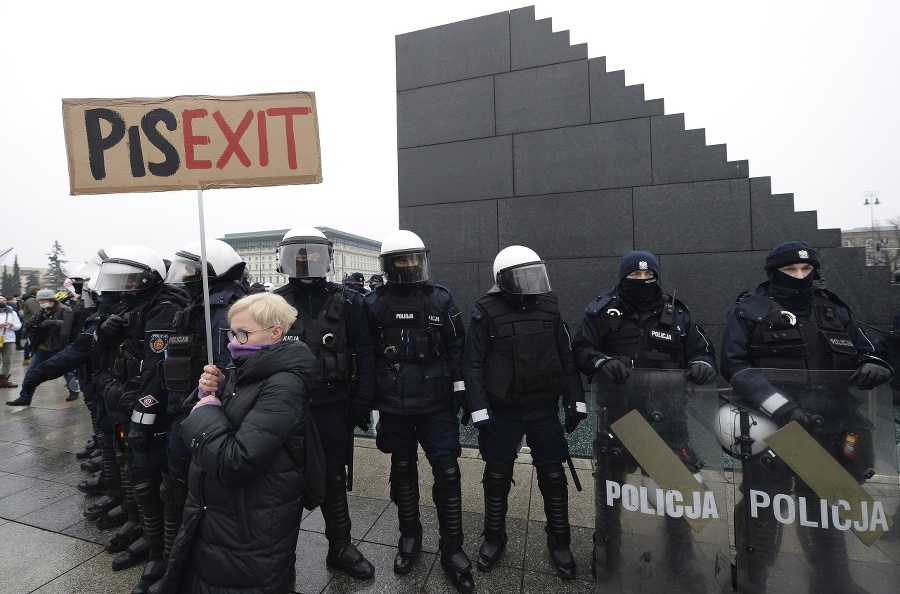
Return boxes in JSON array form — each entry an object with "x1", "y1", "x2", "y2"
[
  {"x1": 399, "y1": 201, "x2": 498, "y2": 264},
  {"x1": 397, "y1": 77, "x2": 496, "y2": 148},
  {"x1": 398, "y1": 136, "x2": 513, "y2": 207},
  {"x1": 633, "y1": 180, "x2": 752, "y2": 253},
  {"x1": 819, "y1": 247, "x2": 896, "y2": 325},
  {"x1": 497, "y1": 189, "x2": 633, "y2": 259},
  {"x1": 509, "y1": 6, "x2": 587, "y2": 70},
  {"x1": 396, "y1": 11, "x2": 510, "y2": 91},
  {"x1": 590, "y1": 57, "x2": 665, "y2": 122},
  {"x1": 545, "y1": 256, "x2": 622, "y2": 330},
  {"x1": 514, "y1": 119, "x2": 652, "y2": 196},
  {"x1": 660, "y1": 251, "x2": 763, "y2": 328},
  {"x1": 495, "y1": 60, "x2": 590, "y2": 135},
  {"x1": 651, "y1": 114, "x2": 748, "y2": 184},
  {"x1": 430, "y1": 261, "x2": 483, "y2": 322}
]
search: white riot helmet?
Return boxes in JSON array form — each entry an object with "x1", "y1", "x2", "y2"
[
  {"x1": 94, "y1": 245, "x2": 166, "y2": 293},
  {"x1": 493, "y1": 245, "x2": 551, "y2": 295},
  {"x1": 715, "y1": 404, "x2": 778, "y2": 458},
  {"x1": 380, "y1": 230, "x2": 430, "y2": 284},
  {"x1": 166, "y1": 239, "x2": 244, "y2": 287},
  {"x1": 263, "y1": 283, "x2": 274, "y2": 292},
  {"x1": 277, "y1": 226, "x2": 333, "y2": 279}
]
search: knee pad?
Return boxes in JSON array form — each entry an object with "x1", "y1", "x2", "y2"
[{"x1": 431, "y1": 456, "x2": 461, "y2": 487}]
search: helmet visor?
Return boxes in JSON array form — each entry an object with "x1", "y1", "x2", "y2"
[
  {"x1": 381, "y1": 251, "x2": 430, "y2": 284},
  {"x1": 278, "y1": 243, "x2": 332, "y2": 278},
  {"x1": 496, "y1": 263, "x2": 551, "y2": 294},
  {"x1": 94, "y1": 262, "x2": 156, "y2": 292},
  {"x1": 165, "y1": 256, "x2": 203, "y2": 285}
]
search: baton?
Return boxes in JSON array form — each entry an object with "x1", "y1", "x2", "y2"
[
  {"x1": 346, "y1": 424, "x2": 354, "y2": 492},
  {"x1": 566, "y1": 452, "x2": 582, "y2": 492}
]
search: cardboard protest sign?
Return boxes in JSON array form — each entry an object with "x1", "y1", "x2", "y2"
[{"x1": 62, "y1": 92, "x2": 321, "y2": 195}]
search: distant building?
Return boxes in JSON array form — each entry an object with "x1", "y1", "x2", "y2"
[
  {"x1": 841, "y1": 225, "x2": 898, "y2": 268},
  {"x1": 220, "y1": 227, "x2": 381, "y2": 288}
]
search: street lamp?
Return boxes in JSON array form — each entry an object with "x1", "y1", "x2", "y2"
[{"x1": 863, "y1": 190, "x2": 880, "y2": 264}]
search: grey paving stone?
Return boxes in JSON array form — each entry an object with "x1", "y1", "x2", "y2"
[
  {"x1": 16, "y1": 490, "x2": 94, "y2": 533},
  {"x1": 0, "y1": 477, "x2": 74, "y2": 519},
  {"x1": 0, "y1": 472, "x2": 43, "y2": 499},
  {"x1": 0, "y1": 521, "x2": 104, "y2": 593},
  {"x1": 31, "y1": 548, "x2": 144, "y2": 594}
]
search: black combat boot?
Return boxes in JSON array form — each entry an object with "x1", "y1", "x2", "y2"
[
  {"x1": 536, "y1": 463, "x2": 576, "y2": 580},
  {"x1": 477, "y1": 460, "x2": 513, "y2": 572},
  {"x1": 390, "y1": 451, "x2": 422, "y2": 575},
  {"x1": 432, "y1": 456, "x2": 474, "y2": 593},
  {"x1": 112, "y1": 536, "x2": 149, "y2": 571},
  {"x1": 321, "y1": 466, "x2": 375, "y2": 579},
  {"x1": 77, "y1": 471, "x2": 107, "y2": 495},
  {"x1": 107, "y1": 460, "x2": 143, "y2": 548},
  {"x1": 130, "y1": 472, "x2": 165, "y2": 594}
]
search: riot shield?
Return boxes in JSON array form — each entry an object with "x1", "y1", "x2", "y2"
[
  {"x1": 725, "y1": 369, "x2": 899, "y2": 593},
  {"x1": 593, "y1": 369, "x2": 730, "y2": 592}
]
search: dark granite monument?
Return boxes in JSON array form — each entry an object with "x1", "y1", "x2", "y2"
[{"x1": 395, "y1": 6, "x2": 895, "y2": 349}]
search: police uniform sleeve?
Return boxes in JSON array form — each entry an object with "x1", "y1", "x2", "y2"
[
  {"x1": 440, "y1": 291, "x2": 467, "y2": 383},
  {"x1": 572, "y1": 307, "x2": 611, "y2": 377},
  {"x1": 463, "y1": 308, "x2": 493, "y2": 426},
  {"x1": 130, "y1": 301, "x2": 180, "y2": 429},
  {"x1": 557, "y1": 317, "x2": 587, "y2": 418},
  {"x1": 680, "y1": 308, "x2": 716, "y2": 369}
]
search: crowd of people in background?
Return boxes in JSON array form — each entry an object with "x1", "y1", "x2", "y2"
[{"x1": 1, "y1": 236, "x2": 897, "y2": 593}]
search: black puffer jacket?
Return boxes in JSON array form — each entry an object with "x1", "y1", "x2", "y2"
[{"x1": 160, "y1": 340, "x2": 315, "y2": 594}]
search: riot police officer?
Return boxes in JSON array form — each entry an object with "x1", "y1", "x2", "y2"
[
  {"x1": 91, "y1": 245, "x2": 188, "y2": 594},
  {"x1": 363, "y1": 230, "x2": 473, "y2": 593},
  {"x1": 273, "y1": 227, "x2": 375, "y2": 580},
  {"x1": 573, "y1": 250, "x2": 717, "y2": 581},
  {"x1": 720, "y1": 241, "x2": 892, "y2": 592},
  {"x1": 152, "y1": 238, "x2": 247, "y2": 591},
  {"x1": 464, "y1": 246, "x2": 587, "y2": 579}
]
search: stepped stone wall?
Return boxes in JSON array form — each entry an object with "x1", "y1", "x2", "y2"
[{"x1": 395, "y1": 6, "x2": 896, "y2": 350}]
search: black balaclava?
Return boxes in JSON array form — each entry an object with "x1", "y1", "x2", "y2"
[
  {"x1": 617, "y1": 250, "x2": 663, "y2": 311},
  {"x1": 764, "y1": 241, "x2": 820, "y2": 309}
]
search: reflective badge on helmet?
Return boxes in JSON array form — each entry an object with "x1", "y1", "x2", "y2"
[
  {"x1": 149, "y1": 334, "x2": 168, "y2": 353},
  {"x1": 139, "y1": 395, "x2": 158, "y2": 408}
]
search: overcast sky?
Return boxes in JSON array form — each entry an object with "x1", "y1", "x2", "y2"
[{"x1": 2, "y1": 1, "x2": 897, "y2": 269}]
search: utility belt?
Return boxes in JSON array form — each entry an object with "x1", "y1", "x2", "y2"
[
  {"x1": 378, "y1": 326, "x2": 444, "y2": 363},
  {"x1": 111, "y1": 339, "x2": 142, "y2": 384}
]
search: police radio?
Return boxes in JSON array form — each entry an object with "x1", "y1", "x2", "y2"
[{"x1": 659, "y1": 289, "x2": 676, "y2": 328}]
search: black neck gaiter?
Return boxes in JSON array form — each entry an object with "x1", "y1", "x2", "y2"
[{"x1": 618, "y1": 278, "x2": 662, "y2": 311}]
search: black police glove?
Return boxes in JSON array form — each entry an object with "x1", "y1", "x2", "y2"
[
  {"x1": 599, "y1": 358, "x2": 631, "y2": 383},
  {"x1": 99, "y1": 314, "x2": 127, "y2": 336},
  {"x1": 685, "y1": 362, "x2": 717, "y2": 385},
  {"x1": 346, "y1": 403, "x2": 371, "y2": 432},
  {"x1": 851, "y1": 362, "x2": 893, "y2": 390},
  {"x1": 127, "y1": 426, "x2": 150, "y2": 453},
  {"x1": 453, "y1": 390, "x2": 471, "y2": 425},
  {"x1": 40, "y1": 318, "x2": 63, "y2": 328},
  {"x1": 477, "y1": 420, "x2": 498, "y2": 440},
  {"x1": 564, "y1": 416, "x2": 583, "y2": 434},
  {"x1": 776, "y1": 406, "x2": 822, "y2": 430}
]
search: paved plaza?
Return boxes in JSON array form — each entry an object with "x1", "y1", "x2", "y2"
[{"x1": 0, "y1": 362, "x2": 597, "y2": 594}]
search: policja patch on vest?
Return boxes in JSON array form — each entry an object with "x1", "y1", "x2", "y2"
[{"x1": 149, "y1": 333, "x2": 168, "y2": 353}]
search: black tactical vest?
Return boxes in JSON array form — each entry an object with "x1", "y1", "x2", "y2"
[
  {"x1": 600, "y1": 297, "x2": 684, "y2": 368},
  {"x1": 60, "y1": 297, "x2": 93, "y2": 345},
  {"x1": 281, "y1": 284, "x2": 351, "y2": 388},
  {"x1": 374, "y1": 285, "x2": 444, "y2": 363},
  {"x1": 162, "y1": 302, "x2": 209, "y2": 394},
  {"x1": 747, "y1": 294, "x2": 857, "y2": 370},
  {"x1": 477, "y1": 292, "x2": 564, "y2": 406}
]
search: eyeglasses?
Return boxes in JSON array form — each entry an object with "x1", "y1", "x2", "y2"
[{"x1": 226, "y1": 326, "x2": 277, "y2": 344}]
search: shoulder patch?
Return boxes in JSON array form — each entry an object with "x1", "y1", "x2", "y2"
[{"x1": 148, "y1": 333, "x2": 169, "y2": 353}]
